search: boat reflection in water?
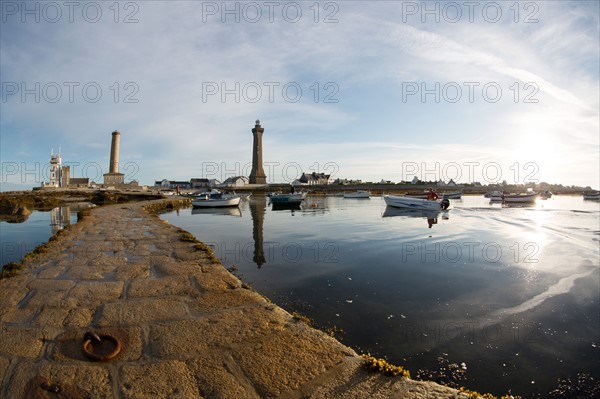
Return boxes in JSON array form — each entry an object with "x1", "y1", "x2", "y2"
[
  {"x1": 271, "y1": 202, "x2": 302, "y2": 212},
  {"x1": 382, "y1": 207, "x2": 448, "y2": 228},
  {"x1": 191, "y1": 207, "x2": 242, "y2": 217}
]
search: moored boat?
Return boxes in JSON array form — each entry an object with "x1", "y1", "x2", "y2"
[
  {"x1": 270, "y1": 192, "x2": 307, "y2": 204},
  {"x1": 442, "y1": 191, "x2": 463, "y2": 199},
  {"x1": 484, "y1": 190, "x2": 504, "y2": 199},
  {"x1": 383, "y1": 195, "x2": 450, "y2": 211},
  {"x1": 343, "y1": 190, "x2": 371, "y2": 199},
  {"x1": 540, "y1": 190, "x2": 553, "y2": 199},
  {"x1": 583, "y1": 191, "x2": 600, "y2": 200},
  {"x1": 502, "y1": 193, "x2": 538, "y2": 203},
  {"x1": 191, "y1": 196, "x2": 241, "y2": 208}
]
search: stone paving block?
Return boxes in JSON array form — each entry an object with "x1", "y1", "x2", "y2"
[
  {"x1": 115, "y1": 261, "x2": 151, "y2": 280},
  {"x1": 37, "y1": 265, "x2": 65, "y2": 279},
  {"x1": 27, "y1": 278, "x2": 74, "y2": 291},
  {"x1": 98, "y1": 298, "x2": 189, "y2": 326},
  {"x1": 150, "y1": 304, "x2": 288, "y2": 358},
  {"x1": 0, "y1": 277, "x2": 29, "y2": 308},
  {"x1": 23, "y1": 289, "x2": 67, "y2": 308},
  {"x1": 0, "y1": 306, "x2": 37, "y2": 324},
  {"x1": 63, "y1": 307, "x2": 94, "y2": 328},
  {"x1": 232, "y1": 324, "x2": 352, "y2": 398},
  {"x1": 127, "y1": 275, "x2": 198, "y2": 298},
  {"x1": 0, "y1": 326, "x2": 44, "y2": 357},
  {"x1": 0, "y1": 355, "x2": 9, "y2": 387},
  {"x1": 153, "y1": 258, "x2": 203, "y2": 277},
  {"x1": 187, "y1": 351, "x2": 261, "y2": 399},
  {"x1": 187, "y1": 286, "x2": 267, "y2": 314},
  {"x1": 67, "y1": 281, "x2": 124, "y2": 307},
  {"x1": 52, "y1": 327, "x2": 143, "y2": 362},
  {"x1": 120, "y1": 360, "x2": 203, "y2": 399},
  {"x1": 33, "y1": 306, "x2": 70, "y2": 327},
  {"x1": 192, "y1": 266, "x2": 244, "y2": 291},
  {"x1": 64, "y1": 264, "x2": 118, "y2": 280},
  {"x1": 6, "y1": 361, "x2": 112, "y2": 399}
]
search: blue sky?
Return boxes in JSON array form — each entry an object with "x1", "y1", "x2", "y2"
[{"x1": 1, "y1": 1, "x2": 599, "y2": 189}]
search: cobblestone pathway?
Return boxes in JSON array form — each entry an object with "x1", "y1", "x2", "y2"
[{"x1": 1, "y1": 201, "x2": 466, "y2": 398}]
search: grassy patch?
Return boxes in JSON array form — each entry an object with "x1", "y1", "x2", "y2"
[{"x1": 0, "y1": 262, "x2": 24, "y2": 280}]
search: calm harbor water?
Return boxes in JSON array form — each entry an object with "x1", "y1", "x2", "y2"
[
  {"x1": 1, "y1": 207, "x2": 77, "y2": 266},
  {"x1": 162, "y1": 195, "x2": 600, "y2": 398}
]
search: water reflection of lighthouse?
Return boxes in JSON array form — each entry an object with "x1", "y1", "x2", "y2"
[
  {"x1": 50, "y1": 207, "x2": 71, "y2": 235},
  {"x1": 249, "y1": 196, "x2": 266, "y2": 267}
]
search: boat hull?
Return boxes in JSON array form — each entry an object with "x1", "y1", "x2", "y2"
[
  {"x1": 192, "y1": 196, "x2": 241, "y2": 208},
  {"x1": 583, "y1": 192, "x2": 600, "y2": 200},
  {"x1": 270, "y1": 193, "x2": 307, "y2": 204},
  {"x1": 383, "y1": 195, "x2": 447, "y2": 211},
  {"x1": 442, "y1": 191, "x2": 462, "y2": 199},
  {"x1": 502, "y1": 193, "x2": 538, "y2": 203},
  {"x1": 343, "y1": 191, "x2": 371, "y2": 199}
]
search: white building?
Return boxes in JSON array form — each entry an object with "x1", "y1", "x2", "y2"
[{"x1": 42, "y1": 150, "x2": 62, "y2": 188}]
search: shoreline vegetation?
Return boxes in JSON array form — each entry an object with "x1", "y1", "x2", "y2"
[{"x1": 1, "y1": 190, "x2": 598, "y2": 398}]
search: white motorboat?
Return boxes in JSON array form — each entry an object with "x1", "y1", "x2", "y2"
[
  {"x1": 343, "y1": 190, "x2": 371, "y2": 199},
  {"x1": 583, "y1": 191, "x2": 600, "y2": 200},
  {"x1": 442, "y1": 191, "x2": 463, "y2": 199},
  {"x1": 192, "y1": 196, "x2": 241, "y2": 208},
  {"x1": 192, "y1": 190, "x2": 241, "y2": 208},
  {"x1": 383, "y1": 195, "x2": 449, "y2": 211},
  {"x1": 270, "y1": 192, "x2": 307, "y2": 204},
  {"x1": 502, "y1": 193, "x2": 538, "y2": 203}
]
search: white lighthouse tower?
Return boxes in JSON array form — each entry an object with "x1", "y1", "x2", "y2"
[{"x1": 42, "y1": 149, "x2": 62, "y2": 188}]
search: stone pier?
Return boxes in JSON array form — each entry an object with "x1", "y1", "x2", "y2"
[{"x1": 0, "y1": 200, "x2": 468, "y2": 398}]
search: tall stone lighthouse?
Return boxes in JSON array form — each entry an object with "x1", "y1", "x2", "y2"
[
  {"x1": 249, "y1": 119, "x2": 267, "y2": 184},
  {"x1": 103, "y1": 130, "x2": 125, "y2": 186}
]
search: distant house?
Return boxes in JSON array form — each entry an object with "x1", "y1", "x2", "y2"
[
  {"x1": 380, "y1": 179, "x2": 394, "y2": 184},
  {"x1": 190, "y1": 178, "x2": 219, "y2": 189},
  {"x1": 69, "y1": 178, "x2": 90, "y2": 188},
  {"x1": 411, "y1": 176, "x2": 420, "y2": 185},
  {"x1": 332, "y1": 178, "x2": 362, "y2": 185},
  {"x1": 447, "y1": 179, "x2": 457, "y2": 187},
  {"x1": 155, "y1": 179, "x2": 170, "y2": 188},
  {"x1": 299, "y1": 172, "x2": 330, "y2": 185},
  {"x1": 220, "y1": 176, "x2": 248, "y2": 188},
  {"x1": 436, "y1": 179, "x2": 445, "y2": 186}
]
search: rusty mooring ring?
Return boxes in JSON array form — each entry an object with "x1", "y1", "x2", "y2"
[{"x1": 82, "y1": 331, "x2": 121, "y2": 362}]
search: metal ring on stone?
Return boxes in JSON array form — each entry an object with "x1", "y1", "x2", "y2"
[{"x1": 82, "y1": 332, "x2": 122, "y2": 362}]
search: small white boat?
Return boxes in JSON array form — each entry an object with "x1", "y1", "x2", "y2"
[
  {"x1": 270, "y1": 192, "x2": 307, "y2": 204},
  {"x1": 502, "y1": 193, "x2": 538, "y2": 203},
  {"x1": 192, "y1": 196, "x2": 241, "y2": 208},
  {"x1": 442, "y1": 191, "x2": 463, "y2": 199},
  {"x1": 540, "y1": 190, "x2": 553, "y2": 199},
  {"x1": 383, "y1": 195, "x2": 449, "y2": 211},
  {"x1": 343, "y1": 190, "x2": 371, "y2": 199},
  {"x1": 583, "y1": 191, "x2": 600, "y2": 200},
  {"x1": 192, "y1": 190, "x2": 241, "y2": 208}
]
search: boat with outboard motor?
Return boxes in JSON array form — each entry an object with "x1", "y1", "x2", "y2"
[
  {"x1": 270, "y1": 192, "x2": 307, "y2": 204},
  {"x1": 191, "y1": 189, "x2": 241, "y2": 208},
  {"x1": 383, "y1": 195, "x2": 450, "y2": 211}
]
